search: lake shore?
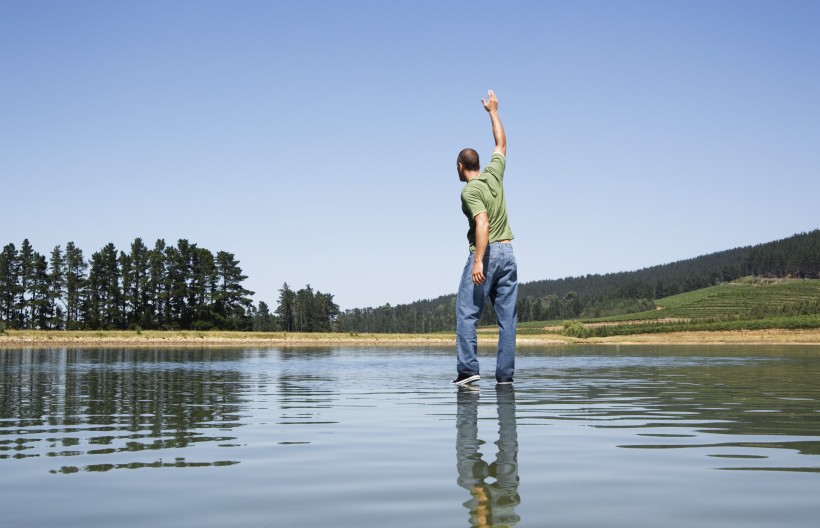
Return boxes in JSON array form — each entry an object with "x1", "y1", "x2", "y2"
[{"x1": 2, "y1": 328, "x2": 820, "y2": 348}]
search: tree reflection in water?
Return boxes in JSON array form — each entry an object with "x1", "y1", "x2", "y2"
[{"x1": 0, "y1": 348, "x2": 246, "y2": 472}]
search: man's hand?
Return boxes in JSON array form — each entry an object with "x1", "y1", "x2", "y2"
[
  {"x1": 482, "y1": 90, "x2": 499, "y2": 113},
  {"x1": 472, "y1": 260, "x2": 486, "y2": 285}
]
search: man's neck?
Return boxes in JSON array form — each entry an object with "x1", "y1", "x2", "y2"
[{"x1": 463, "y1": 170, "x2": 481, "y2": 182}]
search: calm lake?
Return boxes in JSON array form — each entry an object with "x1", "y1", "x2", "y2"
[{"x1": 2, "y1": 345, "x2": 820, "y2": 527}]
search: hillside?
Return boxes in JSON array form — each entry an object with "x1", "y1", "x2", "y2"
[
  {"x1": 648, "y1": 277, "x2": 820, "y2": 320},
  {"x1": 337, "y1": 229, "x2": 820, "y2": 333},
  {"x1": 518, "y1": 277, "x2": 820, "y2": 338}
]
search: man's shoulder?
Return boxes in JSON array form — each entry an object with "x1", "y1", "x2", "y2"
[
  {"x1": 482, "y1": 152, "x2": 506, "y2": 178},
  {"x1": 461, "y1": 181, "x2": 477, "y2": 197}
]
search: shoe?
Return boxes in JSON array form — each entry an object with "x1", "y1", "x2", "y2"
[
  {"x1": 496, "y1": 379, "x2": 514, "y2": 385},
  {"x1": 451, "y1": 373, "x2": 480, "y2": 386}
]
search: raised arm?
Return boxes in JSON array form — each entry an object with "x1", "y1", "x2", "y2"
[{"x1": 482, "y1": 90, "x2": 506, "y2": 157}]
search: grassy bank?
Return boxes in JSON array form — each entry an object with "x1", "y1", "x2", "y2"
[
  {"x1": 2, "y1": 328, "x2": 820, "y2": 348},
  {"x1": 0, "y1": 329, "x2": 458, "y2": 348}
]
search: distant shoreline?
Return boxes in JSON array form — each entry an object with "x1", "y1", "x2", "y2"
[{"x1": 2, "y1": 329, "x2": 820, "y2": 348}]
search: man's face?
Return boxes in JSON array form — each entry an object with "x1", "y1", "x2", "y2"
[{"x1": 457, "y1": 162, "x2": 466, "y2": 182}]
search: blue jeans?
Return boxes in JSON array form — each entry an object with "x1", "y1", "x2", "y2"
[{"x1": 456, "y1": 242, "x2": 518, "y2": 382}]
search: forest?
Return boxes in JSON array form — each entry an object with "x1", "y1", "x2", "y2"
[
  {"x1": 336, "y1": 229, "x2": 820, "y2": 333},
  {"x1": 0, "y1": 238, "x2": 337, "y2": 332},
  {"x1": 2, "y1": 230, "x2": 817, "y2": 334}
]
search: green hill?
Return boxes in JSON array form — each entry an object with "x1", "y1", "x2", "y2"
[
  {"x1": 650, "y1": 277, "x2": 820, "y2": 319},
  {"x1": 521, "y1": 277, "x2": 820, "y2": 337}
]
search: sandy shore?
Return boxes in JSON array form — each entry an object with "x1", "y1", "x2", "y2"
[
  {"x1": 0, "y1": 330, "x2": 455, "y2": 348},
  {"x1": 1, "y1": 329, "x2": 819, "y2": 348}
]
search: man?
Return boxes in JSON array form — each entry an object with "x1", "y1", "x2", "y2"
[{"x1": 453, "y1": 90, "x2": 518, "y2": 386}]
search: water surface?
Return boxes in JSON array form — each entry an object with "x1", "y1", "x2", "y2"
[{"x1": 2, "y1": 345, "x2": 820, "y2": 527}]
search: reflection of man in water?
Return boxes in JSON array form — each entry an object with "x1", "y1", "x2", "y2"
[{"x1": 456, "y1": 385, "x2": 520, "y2": 527}]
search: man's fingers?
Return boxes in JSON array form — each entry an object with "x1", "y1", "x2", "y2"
[{"x1": 482, "y1": 90, "x2": 498, "y2": 111}]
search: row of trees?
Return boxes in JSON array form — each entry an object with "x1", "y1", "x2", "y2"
[
  {"x1": 337, "y1": 229, "x2": 820, "y2": 333},
  {"x1": 4, "y1": 229, "x2": 817, "y2": 334},
  {"x1": 254, "y1": 283, "x2": 339, "y2": 333},
  {"x1": 745, "y1": 231, "x2": 820, "y2": 279},
  {"x1": 1, "y1": 238, "x2": 255, "y2": 330},
  {"x1": 0, "y1": 239, "x2": 338, "y2": 332}
]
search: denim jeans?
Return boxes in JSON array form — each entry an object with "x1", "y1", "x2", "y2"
[{"x1": 456, "y1": 242, "x2": 518, "y2": 382}]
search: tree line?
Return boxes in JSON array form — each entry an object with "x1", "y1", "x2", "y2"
[
  {"x1": 336, "y1": 229, "x2": 820, "y2": 333},
  {"x1": 3, "y1": 229, "x2": 817, "y2": 334},
  {"x1": 253, "y1": 283, "x2": 339, "y2": 333},
  {"x1": 0, "y1": 238, "x2": 338, "y2": 332}
]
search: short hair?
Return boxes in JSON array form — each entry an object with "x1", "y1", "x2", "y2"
[{"x1": 457, "y1": 148, "x2": 480, "y2": 172}]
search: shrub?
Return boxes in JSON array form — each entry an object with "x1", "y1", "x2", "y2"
[
  {"x1": 192, "y1": 320, "x2": 214, "y2": 331},
  {"x1": 562, "y1": 320, "x2": 590, "y2": 338}
]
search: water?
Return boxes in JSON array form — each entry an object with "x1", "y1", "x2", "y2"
[{"x1": 2, "y1": 345, "x2": 820, "y2": 527}]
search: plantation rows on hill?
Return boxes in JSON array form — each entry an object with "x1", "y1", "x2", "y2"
[
  {"x1": 519, "y1": 277, "x2": 820, "y2": 338},
  {"x1": 611, "y1": 277, "x2": 820, "y2": 321}
]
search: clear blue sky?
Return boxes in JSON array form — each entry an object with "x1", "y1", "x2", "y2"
[{"x1": 2, "y1": 0, "x2": 818, "y2": 310}]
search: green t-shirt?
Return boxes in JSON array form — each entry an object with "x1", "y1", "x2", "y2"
[{"x1": 461, "y1": 152, "x2": 514, "y2": 251}]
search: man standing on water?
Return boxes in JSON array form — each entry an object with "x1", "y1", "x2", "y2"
[{"x1": 453, "y1": 90, "x2": 518, "y2": 386}]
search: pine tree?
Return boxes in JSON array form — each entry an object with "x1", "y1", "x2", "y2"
[
  {"x1": 148, "y1": 239, "x2": 168, "y2": 329},
  {"x1": 214, "y1": 251, "x2": 254, "y2": 330},
  {"x1": 30, "y1": 254, "x2": 50, "y2": 329},
  {"x1": 275, "y1": 282, "x2": 295, "y2": 332},
  {"x1": 48, "y1": 245, "x2": 66, "y2": 329},
  {"x1": 253, "y1": 301, "x2": 276, "y2": 332},
  {"x1": 0, "y1": 244, "x2": 20, "y2": 327},
  {"x1": 119, "y1": 250, "x2": 134, "y2": 326},
  {"x1": 190, "y1": 246, "x2": 217, "y2": 330},
  {"x1": 314, "y1": 291, "x2": 339, "y2": 331},
  {"x1": 84, "y1": 243, "x2": 123, "y2": 329},
  {"x1": 294, "y1": 285, "x2": 315, "y2": 332},
  {"x1": 165, "y1": 241, "x2": 191, "y2": 329},
  {"x1": 17, "y1": 239, "x2": 35, "y2": 328},
  {"x1": 128, "y1": 238, "x2": 150, "y2": 328},
  {"x1": 64, "y1": 242, "x2": 87, "y2": 330}
]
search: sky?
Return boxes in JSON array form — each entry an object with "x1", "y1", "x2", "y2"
[{"x1": 2, "y1": 0, "x2": 819, "y2": 311}]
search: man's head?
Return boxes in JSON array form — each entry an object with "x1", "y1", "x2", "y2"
[{"x1": 457, "y1": 148, "x2": 480, "y2": 182}]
